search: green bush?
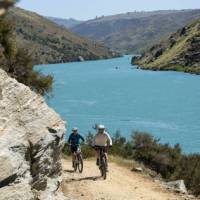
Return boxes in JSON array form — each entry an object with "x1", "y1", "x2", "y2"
[
  {"x1": 178, "y1": 154, "x2": 200, "y2": 196},
  {"x1": 132, "y1": 131, "x2": 182, "y2": 179},
  {"x1": 110, "y1": 131, "x2": 133, "y2": 159},
  {"x1": 12, "y1": 48, "x2": 53, "y2": 95},
  {"x1": 62, "y1": 143, "x2": 71, "y2": 156},
  {"x1": 81, "y1": 132, "x2": 95, "y2": 158},
  {"x1": 131, "y1": 131, "x2": 200, "y2": 196}
]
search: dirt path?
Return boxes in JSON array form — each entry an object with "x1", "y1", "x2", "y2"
[{"x1": 61, "y1": 159, "x2": 184, "y2": 200}]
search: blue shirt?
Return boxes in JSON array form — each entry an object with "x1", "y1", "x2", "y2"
[{"x1": 68, "y1": 133, "x2": 85, "y2": 146}]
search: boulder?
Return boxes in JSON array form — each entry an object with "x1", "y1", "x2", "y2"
[
  {"x1": 132, "y1": 167, "x2": 143, "y2": 173},
  {"x1": 163, "y1": 180, "x2": 187, "y2": 194},
  {"x1": 78, "y1": 56, "x2": 84, "y2": 62},
  {"x1": 0, "y1": 69, "x2": 68, "y2": 200}
]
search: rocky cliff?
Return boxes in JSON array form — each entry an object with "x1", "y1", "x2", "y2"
[{"x1": 0, "y1": 69, "x2": 68, "y2": 200}]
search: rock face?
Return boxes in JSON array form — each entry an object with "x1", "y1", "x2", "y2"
[{"x1": 0, "y1": 69, "x2": 68, "y2": 200}]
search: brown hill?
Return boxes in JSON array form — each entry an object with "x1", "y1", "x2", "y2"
[
  {"x1": 71, "y1": 10, "x2": 200, "y2": 54},
  {"x1": 7, "y1": 7, "x2": 119, "y2": 64}
]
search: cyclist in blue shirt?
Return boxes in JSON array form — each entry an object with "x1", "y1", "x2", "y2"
[{"x1": 68, "y1": 127, "x2": 85, "y2": 167}]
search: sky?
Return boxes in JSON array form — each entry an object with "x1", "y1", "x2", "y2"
[{"x1": 17, "y1": 0, "x2": 200, "y2": 20}]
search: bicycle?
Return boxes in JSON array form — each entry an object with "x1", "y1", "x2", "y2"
[
  {"x1": 70, "y1": 144, "x2": 84, "y2": 173},
  {"x1": 95, "y1": 146, "x2": 108, "y2": 180}
]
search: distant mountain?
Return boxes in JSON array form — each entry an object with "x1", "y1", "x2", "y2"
[
  {"x1": 47, "y1": 17, "x2": 83, "y2": 28},
  {"x1": 7, "y1": 7, "x2": 119, "y2": 64},
  {"x1": 133, "y1": 18, "x2": 200, "y2": 75},
  {"x1": 71, "y1": 10, "x2": 200, "y2": 54}
]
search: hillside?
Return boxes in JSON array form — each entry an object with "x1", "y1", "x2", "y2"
[
  {"x1": 6, "y1": 7, "x2": 119, "y2": 64},
  {"x1": 133, "y1": 18, "x2": 200, "y2": 75},
  {"x1": 71, "y1": 9, "x2": 200, "y2": 53},
  {"x1": 47, "y1": 17, "x2": 83, "y2": 28}
]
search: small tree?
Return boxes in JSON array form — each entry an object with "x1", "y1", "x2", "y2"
[{"x1": 0, "y1": 1, "x2": 53, "y2": 95}]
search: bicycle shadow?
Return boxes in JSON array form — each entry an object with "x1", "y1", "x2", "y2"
[
  {"x1": 64, "y1": 169, "x2": 74, "y2": 173},
  {"x1": 65, "y1": 176, "x2": 101, "y2": 183}
]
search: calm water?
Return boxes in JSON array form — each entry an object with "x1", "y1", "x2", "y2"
[{"x1": 37, "y1": 56, "x2": 200, "y2": 153}]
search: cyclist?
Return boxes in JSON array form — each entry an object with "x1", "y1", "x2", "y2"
[
  {"x1": 68, "y1": 127, "x2": 85, "y2": 168},
  {"x1": 92, "y1": 125, "x2": 112, "y2": 171}
]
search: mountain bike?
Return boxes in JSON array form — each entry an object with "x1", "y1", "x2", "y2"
[
  {"x1": 95, "y1": 146, "x2": 108, "y2": 180},
  {"x1": 71, "y1": 145, "x2": 83, "y2": 173}
]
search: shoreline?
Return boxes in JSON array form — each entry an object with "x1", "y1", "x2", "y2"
[
  {"x1": 136, "y1": 65, "x2": 200, "y2": 75},
  {"x1": 35, "y1": 54, "x2": 123, "y2": 67}
]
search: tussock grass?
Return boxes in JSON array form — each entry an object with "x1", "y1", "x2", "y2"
[{"x1": 136, "y1": 18, "x2": 200, "y2": 74}]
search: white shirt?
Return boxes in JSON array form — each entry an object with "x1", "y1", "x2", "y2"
[{"x1": 92, "y1": 131, "x2": 113, "y2": 147}]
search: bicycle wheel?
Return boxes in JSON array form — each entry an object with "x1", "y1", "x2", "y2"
[
  {"x1": 100, "y1": 156, "x2": 107, "y2": 180},
  {"x1": 78, "y1": 154, "x2": 83, "y2": 173}
]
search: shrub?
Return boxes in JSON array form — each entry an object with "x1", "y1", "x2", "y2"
[
  {"x1": 81, "y1": 132, "x2": 95, "y2": 158},
  {"x1": 178, "y1": 154, "x2": 200, "y2": 196},
  {"x1": 110, "y1": 131, "x2": 133, "y2": 159},
  {"x1": 132, "y1": 131, "x2": 182, "y2": 179},
  {"x1": 0, "y1": 16, "x2": 53, "y2": 95},
  {"x1": 132, "y1": 131, "x2": 200, "y2": 196},
  {"x1": 62, "y1": 142, "x2": 71, "y2": 156}
]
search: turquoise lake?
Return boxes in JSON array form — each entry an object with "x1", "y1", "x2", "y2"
[{"x1": 37, "y1": 55, "x2": 200, "y2": 153}]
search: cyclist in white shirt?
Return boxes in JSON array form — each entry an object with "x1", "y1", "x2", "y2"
[{"x1": 92, "y1": 125, "x2": 112, "y2": 170}]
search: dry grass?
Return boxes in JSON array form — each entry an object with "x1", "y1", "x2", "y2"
[{"x1": 136, "y1": 17, "x2": 200, "y2": 74}]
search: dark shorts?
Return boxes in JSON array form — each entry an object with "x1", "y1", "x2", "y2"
[
  {"x1": 71, "y1": 145, "x2": 78, "y2": 153},
  {"x1": 95, "y1": 146, "x2": 108, "y2": 153}
]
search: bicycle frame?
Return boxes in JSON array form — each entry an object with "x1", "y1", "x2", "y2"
[
  {"x1": 74, "y1": 147, "x2": 82, "y2": 160},
  {"x1": 71, "y1": 145, "x2": 83, "y2": 173},
  {"x1": 95, "y1": 146, "x2": 107, "y2": 179}
]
